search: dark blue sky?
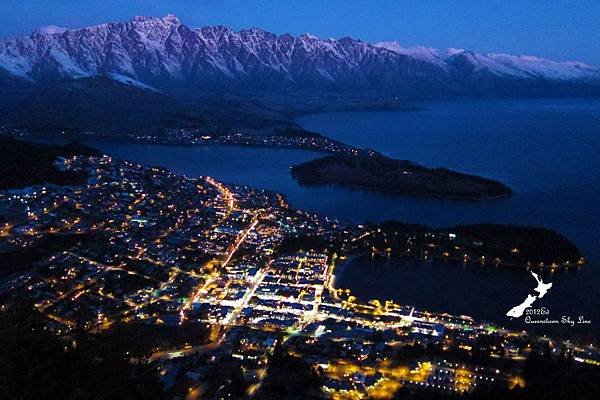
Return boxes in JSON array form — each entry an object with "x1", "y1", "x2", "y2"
[{"x1": 2, "y1": 0, "x2": 599, "y2": 65}]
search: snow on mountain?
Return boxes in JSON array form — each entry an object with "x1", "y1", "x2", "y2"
[
  {"x1": 377, "y1": 42, "x2": 600, "y2": 81},
  {"x1": 374, "y1": 41, "x2": 446, "y2": 67},
  {"x1": 0, "y1": 14, "x2": 598, "y2": 95},
  {"x1": 107, "y1": 73, "x2": 160, "y2": 92},
  {"x1": 488, "y1": 53, "x2": 599, "y2": 80},
  {"x1": 35, "y1": 25, "x2": 68, "y2": 35},
  {"x1": 446, "y1": 50, "x2": 527, "y2": 78}
]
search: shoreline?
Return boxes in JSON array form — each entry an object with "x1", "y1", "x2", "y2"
[
  {"x1": 291, "y1": 152, "x2": 512, "y2": 201},
  {"x1": 292, "y1": 179, "x2": 513, "y2": 202},
  {"x1": 330, "y1": 252, "x2": 596, "y2": 340},
  {"x1": 12, "y1": 129, "x2": 513, "y2": 202}
]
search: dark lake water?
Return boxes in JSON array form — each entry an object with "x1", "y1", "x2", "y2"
[
  {"x1": 91, "y1": 98, "x2": 600, "y2": 337},
  {"x1": 297, "y1": 99, "x2": 600, "y2": 263},
  {"x1": 333, "y1": 255, "x2": 596, "y2": 338}
]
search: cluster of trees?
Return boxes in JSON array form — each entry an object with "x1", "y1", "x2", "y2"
[
  {"x1": 256, "y1": 341, "x2": 322, "y2": 399},
  {"x1": 357, "y1": 221, "x2": 581, "y2": 267},
  {"x1": 452, "y1": 224, "x2": 582, "y2": 265},
  {"x1": 290, "y1": 152, "x2": 512, "y2": 199},
  {"x1": 0, "y1": 303, "x2": 164, "y2": 399},
  {"x1": 100, "y1": 321, "x2": 210, "y2": 358},
  {"x1": 276, "y1": 234, "x2": 338, "y2": 254},
  {"x1": 0, "y1": 233, "x2": 96, "y2": 280},
  {"x1": 0, "y1": 136, "x2": 99, "y2": 190}
]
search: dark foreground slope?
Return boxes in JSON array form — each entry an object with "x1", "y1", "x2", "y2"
[
  {"x1": 0, "y1": 136, "x2": 99, "y2": 190},
  {"x1": 291, "y1": 152, "x2": 512, "y2": 200},
  {"x1": 0, "y1": 76, "x2": 301, "y2": 137}
]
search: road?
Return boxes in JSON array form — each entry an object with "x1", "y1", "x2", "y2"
[
  {"x1": 148, "y1": 339, "x2": 223, "y2": 363},
  {"x1": 179, "y1": 216, "x2": 259, "y2": 320}
]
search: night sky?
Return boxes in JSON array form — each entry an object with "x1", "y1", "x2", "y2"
[{"x1": 1, "y1": 0, "x2": 599, "y2": 65}]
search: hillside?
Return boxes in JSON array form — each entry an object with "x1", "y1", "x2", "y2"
[
  {"x1": 0, "y1": 15, "x2": 599, "y2": 138},
  {"x1": 291, "y1": 152, "x2": 512, "y2": 200},
  {"x1": 0, "y1": 136, "x2": 99, "y2": 190},
  {"x1": 1, "y1": 15, "x2": 598, "y2": 97}
]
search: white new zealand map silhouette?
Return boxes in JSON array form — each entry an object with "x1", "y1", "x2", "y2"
[{"x1": 506, "y1": 272, "x2": 553, "y2": 318}]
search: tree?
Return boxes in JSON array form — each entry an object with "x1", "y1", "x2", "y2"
[{"x1": 0, "y1": 302, "x2": 164, "y2": 400}]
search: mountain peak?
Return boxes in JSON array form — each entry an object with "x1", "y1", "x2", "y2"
[
  {"x1": 162, "y1": 14, "x2": 181, "y2": 25},
  {"x1": 299, "y1": 32, "x2": 319, "y2": 40},
  {"x1": 1, "y1": 16, "x2": 599, "y2": 97},
  {"x1": 130, "y1": 14, "x2": 181, "y2": 26},
  {"x1": 34, "y1": 25, "x2": 68, "y2": 35}
]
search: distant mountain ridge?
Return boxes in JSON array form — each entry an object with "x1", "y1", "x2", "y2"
[{"x1": 1, "y1": 14, "x2": 599, "y2": 98}]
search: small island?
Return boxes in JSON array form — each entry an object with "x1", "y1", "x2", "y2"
[{"x1": 291, "y1": 152, "x2": 512, "y2": 200}]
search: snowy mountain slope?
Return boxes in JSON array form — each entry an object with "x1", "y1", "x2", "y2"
[{"x1": 0, "y1": 14, "x2": 599, "y2": 97}]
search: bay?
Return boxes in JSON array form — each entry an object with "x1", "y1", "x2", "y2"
[{"x1": 91, "y1": 98, "x2": 600, "y2": 336}]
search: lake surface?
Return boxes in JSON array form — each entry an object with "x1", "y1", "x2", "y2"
[
  {"x1": 297, "y1": 99, "x2": 600, "y2": 263},
  {"x1": 334, "y1": 255, "x2": 596, "y2": 337},
  {"x1": 92, "y1": 98, "x2": 600, "y2": 336}
]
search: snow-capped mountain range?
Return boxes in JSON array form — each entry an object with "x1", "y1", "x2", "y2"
[{"x1": 1, "y1": 14, "x2": 599, "y2": 97}]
